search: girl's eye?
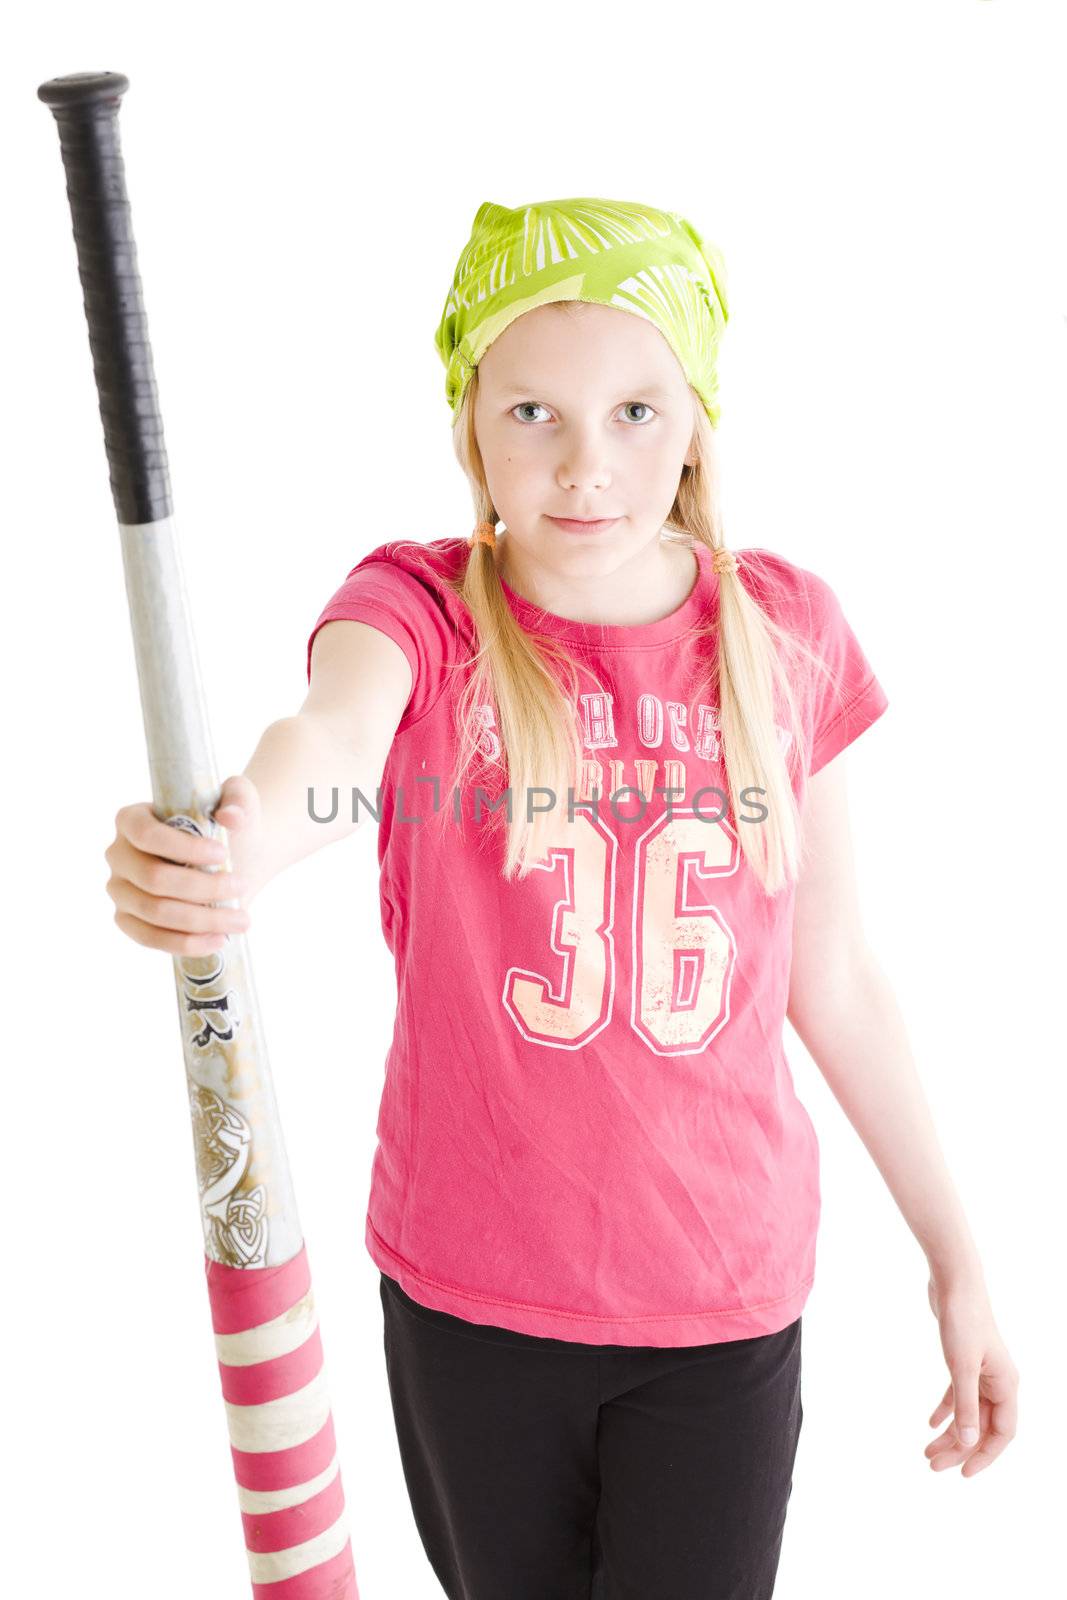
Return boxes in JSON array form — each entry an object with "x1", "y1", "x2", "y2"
[
  {"x1": 509, "y1": 402, "x2": 657, "y2": 425},
  {"x1": 621, "y1": 402, "x2": 655, "y2": 424},
  {"x1": 511, "y1": 402, "x2": 551, "y2": 423}
]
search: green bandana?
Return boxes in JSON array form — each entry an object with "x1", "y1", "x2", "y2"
[{"x1": 433, "y1": 196, "x2": 730, "y2": 429}]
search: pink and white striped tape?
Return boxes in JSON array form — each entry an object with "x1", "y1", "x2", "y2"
[{"x1": 206, "y1": 1245, "x2": 359, "y2": 1598}]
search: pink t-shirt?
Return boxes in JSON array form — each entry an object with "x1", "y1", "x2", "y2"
[{"x1": 306, "y1": 537, "x2": 889, "y2": 1345}]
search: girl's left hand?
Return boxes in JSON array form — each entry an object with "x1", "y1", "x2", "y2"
[{"x1": 924, "y1": 1275, "x2": 1019, "y2": 1477}]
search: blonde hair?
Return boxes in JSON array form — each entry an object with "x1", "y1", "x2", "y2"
[{"x1": 397, "y1": 316, "x2": 837, "y2": 896}]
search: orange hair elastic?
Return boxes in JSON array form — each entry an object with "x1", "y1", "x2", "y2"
[
  {"x1": 711, "y1": 546, "x2": 740, "y2": 576},
  {"x1": 469, "y1": 521, "x2": 498, "y2": 549}
]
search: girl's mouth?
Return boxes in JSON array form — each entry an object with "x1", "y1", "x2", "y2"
[{"x1": 546, "y1": 516, "x2": 620, "y2": 534}]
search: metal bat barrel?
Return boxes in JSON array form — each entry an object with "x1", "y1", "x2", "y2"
[{"x1": 37, "y1": 70, "x2": 360, "y2": 1599}]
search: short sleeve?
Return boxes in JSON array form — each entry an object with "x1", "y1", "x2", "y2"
[
  {"x1": 804, "y1": 571, "x2": 890, "y2": 776},
  {"x1": 306, "y1": 555, "x2": 457, "y2": 732}
]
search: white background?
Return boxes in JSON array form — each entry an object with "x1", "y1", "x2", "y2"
[{"x1": 5, "y1": 3, "x2": 1063, "y2": 1596}]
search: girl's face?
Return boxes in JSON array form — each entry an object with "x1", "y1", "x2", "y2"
[{"x1": 473, "y1": 302, "x2": 698, "y2": 576}]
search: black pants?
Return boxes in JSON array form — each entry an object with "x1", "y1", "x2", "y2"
[{"x1": 380, "y1": 1271, "x2": 803, "y2": 1599}]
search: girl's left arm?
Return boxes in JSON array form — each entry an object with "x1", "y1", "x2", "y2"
[{"x1": 785, "y1": 753, "x2": 1019, "y2": 1479}]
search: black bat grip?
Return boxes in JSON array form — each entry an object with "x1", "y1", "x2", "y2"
[{"x1": 37, "y1": 72, "x2": 173, "y2": 526}]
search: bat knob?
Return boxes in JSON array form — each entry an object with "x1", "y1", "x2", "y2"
[{"x1": 37, "y1": 71, "x2": 129, "y2": 111}]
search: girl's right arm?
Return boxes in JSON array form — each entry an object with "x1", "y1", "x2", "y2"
[{"x1": 104, "y1": 619, "x2": 413, "y2": 955}]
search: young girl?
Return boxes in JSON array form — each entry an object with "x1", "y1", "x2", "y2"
[{"x1": 105, "y1": 197, "x2": 1018, "y2": 1599}]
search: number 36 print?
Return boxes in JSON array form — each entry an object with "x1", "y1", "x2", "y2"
[{"x1": 503, "y1": 805, "x2": 745, "y2": 1059}]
